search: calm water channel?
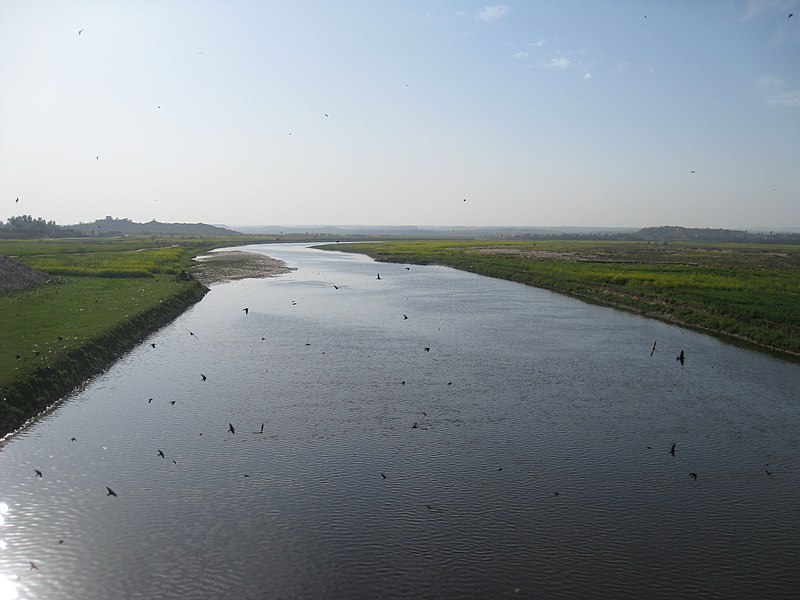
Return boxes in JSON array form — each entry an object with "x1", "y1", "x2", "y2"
[{"x1": 1, "y1": 243, "x2": 799, "y2": 599}]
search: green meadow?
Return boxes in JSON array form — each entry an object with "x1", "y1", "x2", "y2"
[
  {"x1": 0, "y1": 236, "x2": 274, "y2": 403},
  {"x1": 318, "y1": 240, "x2": 800, "y2": 357}
]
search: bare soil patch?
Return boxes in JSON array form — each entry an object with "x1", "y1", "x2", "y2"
[
  {"x1": 0, "y1": 255, "x2": 51, "y2": 293},
  {"x1": 190, "y1": 250, "x2": 293, "y2": 285}
]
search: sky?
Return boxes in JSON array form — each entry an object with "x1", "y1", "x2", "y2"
[{"x1": 1, "y1": 1, "x2": 798, "y2": 230}]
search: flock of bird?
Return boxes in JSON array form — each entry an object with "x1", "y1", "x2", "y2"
[{"x1": 15, "y1": 255, "x2": 785, "y2": 587}]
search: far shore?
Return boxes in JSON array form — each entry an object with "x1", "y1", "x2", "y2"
[{"x1": 189, "y1": 250, "x2": 294, "y2": 285}]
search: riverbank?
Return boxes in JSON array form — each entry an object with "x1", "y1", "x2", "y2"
[
  {"x1": 317, "y1": 240, "x2": 800, "y2": 359},
  {"x1": 0, "y1": 280, "x2": 208, "y2": 436},
  {"x1": 0, "y1": 239, "x2": 292, "y2": 438}
]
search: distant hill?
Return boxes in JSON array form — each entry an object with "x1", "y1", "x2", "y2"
[
  {"x1": 69, "y1": 217, "x2": 240, "y2": 237},
  {"x1": 632, "y1": 226, "x2": 800, "y2": 244}
]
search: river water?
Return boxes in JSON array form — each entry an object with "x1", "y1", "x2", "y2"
[{"x1": 1, "y1": 243, "x2": 798, "y2": 599}]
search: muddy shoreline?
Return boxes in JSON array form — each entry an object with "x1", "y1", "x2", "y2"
[{"x1": 189, "y1": 250, "x2": 294, "y2": 285}]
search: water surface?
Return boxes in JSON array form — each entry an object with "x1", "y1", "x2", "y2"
[{"x1": 1, "y1": 243, "x2": 798, "y2": 599}]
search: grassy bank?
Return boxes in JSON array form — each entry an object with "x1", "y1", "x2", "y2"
[
  {"x1": 0, "y1": 235, "x2": 280, "y2": 436},
  {"x1": 317, "y1": 240, "x2": 800, "y2": 358}
]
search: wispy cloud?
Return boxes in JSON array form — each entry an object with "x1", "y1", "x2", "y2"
[
  {"x1": 478, "y1": 4, "x2": 508, "y2": 23},
  {"x1": 539, "y1": 57, "x2": 572, "y2": 70},
  {"x1": 583, "y1": 73, "x2": 593, "y2": 80},
  {"x1": 528, "y1": 39, "x2": 546, "y2": 48},
  {"x1": 513, "y1": 51, "x2": 529, "y2": 60},
  {"x1": 766, "y1": 90, "x2": 800, "y2": 107},
  {"x1": 759, "y1": 75, "x2": 785, "y2": 86},
  {"x1": 742, "y1": 0, "x2": 792, "y2": 22}
]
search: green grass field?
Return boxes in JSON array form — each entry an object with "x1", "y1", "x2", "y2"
[
  {"x1": 0, "y1": 236, "x2": 267, "y2": 392},
  {"x1": 317, "y1": 240, "x2": 800, "y2": 357}
]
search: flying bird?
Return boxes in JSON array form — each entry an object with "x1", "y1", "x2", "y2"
[
  {"x1": 424, "y1": 347, "x2": 430, "y2": 352},
  {"x1": 676, "y1": 350, "x2": 685, "y2": 365},
  {"x1": 381, "y1": 472, "x2": 387, "y2": 479},
  {"x1": 188, "y1": 330, "x2": 199, "y2": 339},
  {"x1": 403, "y1": 314, "x2": 408, "y2": 320},
  {"x1": 34, "y1": 469, "x2": 43, "y2": 478},
  {"x1": 789, "y1": 13, "x2": 793, "y2": 18},
  {"x1": 650, "y1": 341, "x2": 657, "y2": 357},
  {"x1": 148, "y1": 398, "x2": 153, "y2": 403},
  {"x1": 669, "y1": 443, "x2": 676, "y2": 457},
  {"x1": 689, "y1": 472, "x2": 698, "y2": 480},
  {"x1": 765, "y1": 467, "x2": 772, "y2": 476},
  {"x1": 78, "y1": 29, "x2": 84, "y2": 35},
  {"x1": 228, "y1": 423, "x2": 235, "y2": 434},
  {"x1": 170, "y1": 400, "x2": 176, "y2": 405},
  {"x1": 157, "y1": 449, "x2": 165, "y2": 458},
  {"x1": 243, "y1": 307, "x2": 249, "y2": 314},
  {"x1": 30, "y1": 561, "x2": 39, "y2": 570},
  {"x1": 377, "y1": 274, "x2": 381, "y2": 280},
  {"x1": 150, "y1": 343, "x2": 156, "y2": 348},
  {"x1": 70, "y1": 437, "x2": 77, "y2": 442},
  {"x1": 200, "y1": 374, "x2": 207, "y2": 381},
  {"x1": 106, "y1": 486, "x2": 117, "y2": 497},
  {"x1": 333, "y1": 285, "x2": 339, "y2": 289},
  {"x1": 253, "y1": 423, "x2": 264, "y2": 434},
  {"x1": 15, "y1": 197, "x2": 19, "y2": 203}
]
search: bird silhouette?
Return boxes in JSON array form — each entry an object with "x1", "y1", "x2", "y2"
[
  {"x1": 243, "y1": 307, "x2": 249, "y2": 314},
  {"x1": 200, "y1": 374, "x2": 207, "y2": 382},
  {"x1": 106, "y1": 486, "x2": 117, "y2": 497},
  {"x1": 15, "y1": 197, "x2": 19, "y2": 203},
  {"x1": 333, "y1": 285, "x2": 339, "y2": 289},
  {"x1": 405, "y1": 267, "x2": 410, "y2": 270},
  {"x1": 789, "y1": 13, "x2": 793, "y2": 18},
  {"x1": 669, "y1": 443, "x2": 676, "y2": 456},
  {"x1": 424, "y1": 347, "x2": 430, "y2": 352},
  {"x1": 157, "y1": 449, "x2": 165, "y2": 458},
  {"x1": 170, "y1": 400, "x2": 176, "y2": 405},
  {"x1": 676, "y1": 350, "x2": 685, "y2": 365},
  {"x1": 148, "y1": 398, "x2": 153, "y2": 403},
  {"x1": 78, "y1": 29, "x2": 84, "y2": 35},
  {"x1": 377, "y1": 274, "x2": 381, "y2": 280},
  {"x1": 400, "y1": 380, "x2": 405, "y2": 385},
  {"x1": 650, "y1": 341, "x2": 657, "y2": 357},
  {"x1": 403, "y1": 314, "x2": 408, "y2": 320},
  {"x1": 765, "y1": 467, "x2": 772, "y2": 476},
  {"x1": 34, "y1": 469, "x2": 42, "y2": 478},
  {"x1": 151, "y1": 343, "x2": 156, "y2": 348},
  {"x1": 188, "y1": 330, "x2": 199, "y2": 339},
  {"x1": 30, "y1": 561, "x2": 38, "y2": 570},
  {"x1": 381, "y1": 472, "x2": 387, "y2": 479},
  {"x1": 228, "y1": 423, "x2": 235, "y2": 434},
  {"x1": 253, "y1": 423, "x2": 264, "y2": 434},
  {"x1": 411, "y1": 422, "x2": 418, "y2": 429},
  {"x1": 689, "y1": 472, "x2": 698, "y2": 480},
  {"x1": 690, "y1": 170, "x2": 695, "y2": 174}
]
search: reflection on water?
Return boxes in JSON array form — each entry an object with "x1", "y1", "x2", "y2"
[{"x1": 0, "y1": 243, "x2": 799, "y2": 599}]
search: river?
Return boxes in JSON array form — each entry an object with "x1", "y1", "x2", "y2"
[{"x1": 1, "y1": 243, "x2": 798, "y2": 599}]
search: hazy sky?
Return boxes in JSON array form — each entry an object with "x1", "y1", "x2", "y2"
[{"x1": 1, "y1": 1, "x2": 798, "y2": 229}]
